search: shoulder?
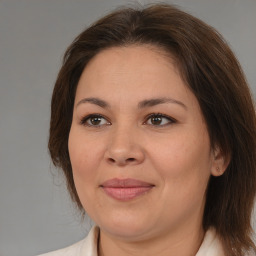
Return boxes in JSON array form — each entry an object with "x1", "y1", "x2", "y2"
[{"x1": 37, "y1": 226, "x2": 99, "y2": 256}]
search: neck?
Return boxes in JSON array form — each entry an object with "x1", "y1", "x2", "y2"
[{"x1": 98, "y1": 225, "x2": 205, "y2": 256}]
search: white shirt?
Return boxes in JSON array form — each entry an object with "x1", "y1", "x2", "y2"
[{"x1": 38, "y1": 226, "x2": 225, "y2": 256}]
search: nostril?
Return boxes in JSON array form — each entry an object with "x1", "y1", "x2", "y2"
[
  {"x1": 108, "y1": 158, "x2": 115, "y2": 163},
  {"x1": 106, "y1": 156, "x2": 139, "y2": 165},
  {"x1": 126, "y1": 158, "x2": 135, "y2": 162}
]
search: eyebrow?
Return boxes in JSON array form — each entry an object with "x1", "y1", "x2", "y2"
[
  {"x1": 76, "y1": 97, "x2": 187, "y2": 110},
  {"x1": 138, "y1": 97, "x2": 187, "y2": 110},
  {"x1": 76, "y1": 97, "x2": 110, "y2": 108}
]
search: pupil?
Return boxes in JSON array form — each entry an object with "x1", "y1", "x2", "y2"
[
  {"x1": 152, "y1": 116, "x2": 162, "y2": 125},
  {"x1": 91, "y1": 117, "x2": 101, "y2": 125}
]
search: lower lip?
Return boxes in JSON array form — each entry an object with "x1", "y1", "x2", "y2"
[{"x1": 101, "y1": 186, "x2": 153, "y2": 201}]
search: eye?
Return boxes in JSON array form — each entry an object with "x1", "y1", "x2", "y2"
[
  {"x1": 80, "y1": 114, "x2": 110, "y2": 127},
  {"x1": 145, "y1": 113, "x2": 176, "y2": 126}
]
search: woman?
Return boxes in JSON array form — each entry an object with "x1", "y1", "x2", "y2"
[{"x1": 40, "y1": 3, "x2": 256, "y2": 256}]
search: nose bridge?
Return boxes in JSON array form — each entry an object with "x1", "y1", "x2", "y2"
[
  {"x1": 109, "y1": 122, "x2": 137, "y2": 153},
  {"x1": 105, "y1": 121, "x2": 144, "y2": 165}
]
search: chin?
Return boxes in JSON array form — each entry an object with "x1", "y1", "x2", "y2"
[{"x1": 97, "y1": 214, "x2": 154, "y2": 240}]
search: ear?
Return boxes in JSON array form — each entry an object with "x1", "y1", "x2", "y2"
[{"x1": 211, "y1": 146, "x2": 230, "y2": 177}]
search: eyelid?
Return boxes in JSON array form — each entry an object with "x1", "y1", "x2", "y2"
[
  {"x1": 80, "y1": 113, "x2": 111, "y2": 127},
  {"x1": 143, "y1": 113, "x2": 177, "y2": 126}
]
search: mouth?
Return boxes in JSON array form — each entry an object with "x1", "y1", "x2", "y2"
[{"x1": 100, "y1": 178, "x2": 155, "y2": 201}]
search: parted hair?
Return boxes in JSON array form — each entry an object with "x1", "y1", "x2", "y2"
[{"x1": 48, "y1": 4, "x2": 256, "y2": 255}]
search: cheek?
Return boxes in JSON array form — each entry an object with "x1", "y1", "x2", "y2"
[
  {"x1": 154, "y1": 132, "x2": 212, "y2": 216},
  {"x1": 151, "y1": 129, "x2": 212, "y2": 187},
  {"x1": 68, "y1": 127, "x2": 102, "y2": 183},
  {"x1": 68, "y1": 127, "x2": 105, "y2": 211}
]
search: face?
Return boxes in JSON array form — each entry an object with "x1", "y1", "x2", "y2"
[{"x1": 68, "y1": 45, "x2": 221, "y2": 242}]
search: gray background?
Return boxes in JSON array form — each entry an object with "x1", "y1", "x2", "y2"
[{"x1": 0, "y1": 0, "x2": 255, "y2": 255}]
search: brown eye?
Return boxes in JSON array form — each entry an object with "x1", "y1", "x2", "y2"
[
  {"x1": 81, "y1": 115, "x2": 110, "y2": 127},
  {"x1": 150, "y1": 116, "x2": 163, "y2": 125},
  {"x1": 90, "y1": 116, "x2": 102, "y2": 126},
  {"x1": 145, "y1": 114, "x2": 175, "y2": 126}
]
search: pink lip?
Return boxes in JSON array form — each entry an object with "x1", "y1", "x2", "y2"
[{"x1": 100, "y1": 178, "x2": 154, "y2": 201}]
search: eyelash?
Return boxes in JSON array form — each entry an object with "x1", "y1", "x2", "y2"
[
  {"x1": 80, "y1": 113, "x2": 110, "y2": 127},
  {"x1": 144, "y1": 113, "x2": 176, "y2": 126},
  {"x1": 80, "y1": 113, "x2": 176, "y2": 127}
]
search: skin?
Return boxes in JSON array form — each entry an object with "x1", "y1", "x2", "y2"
[{"x1": 68, "y1": 45, "x2": 225, "y2": 256}]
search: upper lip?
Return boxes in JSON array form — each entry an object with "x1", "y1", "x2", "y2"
[{"x1": 100, "y1": 178, "x2": 154, "y2": 188}]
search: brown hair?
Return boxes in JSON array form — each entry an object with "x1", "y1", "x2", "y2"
[{"x1": 48, "y1": 4, "x2": 256, "y2": 255}]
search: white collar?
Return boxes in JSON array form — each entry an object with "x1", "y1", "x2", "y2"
[
  {"x1": 196, "y1": 227, "x2": 225, "y2": 256},
  {"x1": 39, "y1": 226, "x2": 225, "y2": 256},
  {"x1": 81, "y1": 226, "x2": 225, "y2": 256}
]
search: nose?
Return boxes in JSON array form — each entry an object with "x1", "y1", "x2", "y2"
[{"x1": 104, "y1": 126, "x2": 145, "y2": 166}]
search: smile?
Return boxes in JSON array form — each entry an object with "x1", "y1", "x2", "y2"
[{"x1": 100, "y1": 178, "x2": 154, "y2": 201}]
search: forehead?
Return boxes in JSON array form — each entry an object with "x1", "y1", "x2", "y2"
[{"x1": 75, "y1": 45, "x2": 189, "y2": 99}]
